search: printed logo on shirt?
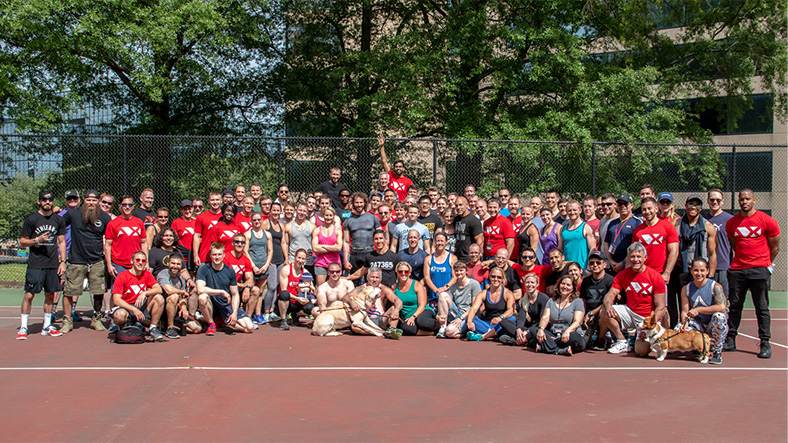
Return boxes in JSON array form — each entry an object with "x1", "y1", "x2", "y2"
[
  {"x1": 735, "y1": 226, "x2": 762, "y2": 238},
  {"x1": 182, "y1": 227, "x2": 195, "y2": 236},
  {"x1": 485, "y1": 226, "x2": 501, "y2": 236},
  {"x1": 390, "y1": 181, "x2": 407, "y2": 192},
  {"x1": 120, "y1": 226, "x2": 143, "y2": 237},
  {"x1": 638, "y1": 233, "x2": 664, "y2": 245},
  {"x1": 627, "y1": 282, "x2": 653, "y2": 296},
  {"x1": 126, "y1": 284, "x2": 146, "y2": 296},
  {"x1": 239, "y1": 222, "x2": 251, "y2": 231},
  {"x1": 219, "y1": 230, "x2": 238, "y2": 240}
]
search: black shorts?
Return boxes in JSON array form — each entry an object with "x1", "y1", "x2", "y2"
[
  {"x1": 24, "y1": 268, "x2": 61, "y2": 294},
  {"x1": 112, "y1": 298, "x2": 153, "y2": 323},
  {"x1": 210, "y1": 296, "x2": 250, "y2": 324}
]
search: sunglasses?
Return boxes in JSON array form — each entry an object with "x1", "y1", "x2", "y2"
[
  {"x1": 134, "y1": 258, "x2": 147, "y2": 264},
  {"x1": 600, "y1": 202, "x2": 613, "y2": 207},
  {"x1": 589, "y1": 261, "x2": 604, "y2": 266},
  {"x1": 686, "y1": 202, "x2": 702, "y2": 208},
  {"x1": 397, "y1": 270, "x2": 410, "y2": 275},
  {"x1": 659, "y1": 200, "x2": 672, "y2": 205},
  {"x1": 521, "y1": 255, "x2": 535, "y2": 260},
  {"x1": 41, "y1": 197, "x2": 54, "y2": 202},
  {"x1": 340, "y1": 195, "x2": 350, "y2": 198},
  {"x1": 328, "y1": 270, "x2": 341, "y2": 274},
  {"x1": 489, "y1": 275, "x2": 503, "y2": 280},
  {"x1": 708, "y1": 198, "x2": 722, "y2": 203},
  {"x1": 120, "y1": 203, "x2": 134, "y2": 208},
  {"x1": 157, "y1": 216, "x2": 169, "y2": 219},
  {"x1": 193, "y1": 205, "x2": 203, "y2": 210},
  {"x1": 100, "y1": 200, "x2": 112, "y2": 205},
  {"x1": 66, "y1": 196, "x2": 79, "y2": 201},
  {"x1": 233, "y1": 241, "x2": 246, "y2": 245}
]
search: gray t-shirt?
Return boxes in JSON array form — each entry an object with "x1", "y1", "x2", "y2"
[
  {"x1": 393, "y1": 222, "x2": 431, "y2": 252},
  {"x1": 447, "y1": 279, "x2": 481, "y2": 316},
  {"x1": 344, "y1": 212, "x2": 381, "y2": 253},
  {"x1": 156, "y1": 269, "x2": 186, "y2": 294},
  {"x1": 546, "y1": 297, "x2": 585, "y2": 331}
]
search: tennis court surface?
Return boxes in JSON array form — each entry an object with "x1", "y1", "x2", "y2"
[{"x1": 2, "y1": 306, "x2": 785, "y2": 442}]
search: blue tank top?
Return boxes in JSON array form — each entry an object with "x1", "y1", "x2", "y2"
[
  {"x1": 540, "y1": 223, "x2": 559, "y2": 264},
  {"x1": 685, "y1": 279, "x2": 715, "y2": 324},
  {"x1": 427, "y1": 252, "x2": 452, "y2": 301},
  {"x1": 562, "y1": 221, "x2": 589, "y2": 269}
]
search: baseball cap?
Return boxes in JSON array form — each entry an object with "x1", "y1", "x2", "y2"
[
  {"x1": 65, "y1": 189, "x2": 80, "y2": 199},
  {"x1": 222, "y1": 189, "x2": 234, "y2": 197},
  {"x1": 658, "y1": 192, "x2": 674, "y2": 202},
  {"x1": 180, "y1": 199, "x2": 193, "y2": 208},
  {"x1": 84, "y1": 189, "x2": 100, "y2": 199},
  {"x1": 686, "y1": 194, "x2": 704, "y2": 204},
  {"x1": 616, "y1": 193, "x2": 633, "y2": 204},
  {"x1": 589, "y1": 250, "x2": 605, "y2": 260},
  {"x1": 39, "y1": 190, "x2": 54, "y2": 200}
]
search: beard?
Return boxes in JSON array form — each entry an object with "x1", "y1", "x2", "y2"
[{"x1": 82, "y1": 204, "x2": 100, "y2": 225}]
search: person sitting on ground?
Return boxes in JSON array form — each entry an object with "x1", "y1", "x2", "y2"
[
  {"x1": 390, "y1": 261, "x2": 438, "y2": 336},
  {"x1": 678, "y1": 257, "x2": 728, "y2": 365},
  {"x1": 315, "y1": 262, "x2": 355, "y2": 314},
  {"x1": 157, "y1": 252, "x2": 199, "y2": 338},
  {"x1": 462, "y1": 266, "x2": 516, "y2": 341},
  {"x1": 437, "y1": 261, "x2": 481, "y2": 339},
  {"x1": 580, "y1": 250, "x2": 614, "y2": 349},
  {"x1": 196, "y1": 242, "x2": 255, "y2": 335},
  {"x1": 530, "y1": 274, "x2": 586, "y2": 356},
  {"x1": 498, "y1": 272, "x2": 549, "y2": 346},
  {"x1": 111, "y1": 251, "x2": 166, "y2": 341},
  {"x1": 343, "y1": 267, "x2": 403, "y2": 337},
  {"x1": 277, "y1": 248, "x2": 318, "y2": 331}
]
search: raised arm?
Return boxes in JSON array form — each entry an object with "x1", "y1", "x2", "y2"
[{"x1": 378, "y1": 134, "x2": 390, "y2": 173}]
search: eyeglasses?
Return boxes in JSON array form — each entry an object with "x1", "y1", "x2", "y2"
[
  {"x1": 120, "y1": 203, "x2": 134, "y2": 208},
  {"x1": 616, "y1": 202, "x2": 629, "y2": 206},
  {"x1": 686, "y1": 202, "x2": 702, "y2": 209},
  {"x1": 658, "y1": 200, "x2": 672, "y2": 205},
  {"x1": 100, "y1": 200, "x2": 112, "y2": 205},
  {"x1": 41, "y1": 197, "x2": 54, "y2": 202},
  {"x1": 193, "y1": 205, "x2": 203, "y2": 210},
  {"x1": 397, "y1": 270, "x2": 410, "y2": 275},
  {"x1": 280, "y1": 190, "x2": 289, "y2": 194},
  {"x1": 66, "y1": 196, "x2": 79, "y2": 201},
  {"x1": 600, "y1": 202, "x2": 613, "y2": 207},
  {"x1": 709, "y1": 198, "x2": 722, "y2": 203},
  {"x1": 589, "y1": 261, "x2": 604, "y2": 266},
  {"x1": 233, "y1": 241, "x2": 246, "y2": 245},
  {"x1": 134, "y1": 258, "x2": 147, "y2": 264},
  {"x1": 340, "y1": 194, "x2": 350, "y2": 198},
  {"x1": 521, "y1": 255, "x2": 535, "y2": 260},
  {"x1": 328, "y1": 270, "x2": 341, "y2": 274},
  {"x1": 499, "y1": 194, "x2": 509, "y2": 198}
]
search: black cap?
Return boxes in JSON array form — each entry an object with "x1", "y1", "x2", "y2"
[
  {"x1": 39, "y1": 190, "x2": 54, "y2": 200},
  {"x1": 84, "y1": 189, "x2": 100, "y2": 199},
  {"x1": 65, "y1": 189, "x2": 79, "y2": 199},
  {"x1": 222, "y1": 189, "x2": 234, "y2": 196},
  {"x1": 180, "y1": 199, "x2": 193, "y2": 208},
  {"x1": 616, "y1": 193, "x2": 633, "y2": 204},
  {"x1": 686, "y1": 194, "x2": 704, "y2": 205},
  {"x1": 589, "y1": 249, "x2": 605, "y2": 260}
]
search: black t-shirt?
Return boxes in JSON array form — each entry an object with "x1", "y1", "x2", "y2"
[
  {"x1": 544, "y1": 266, "x2": 569, "y2": 291},
  {"x1": 516, "y1": 291, "x2": 549, "y2": 330},
  {"x1": 314, "y1": 181, "x2": 348, "y2": 211},
  {"x1": 20, "y1": 212, "x2": 66, "y2": 269},
  {"x1": 62, "y1": 208, "x2": 111, "y2": 264},
  {"x1": 489, "y1": 265, "x2": 522, "y2": 293},
  {"x1": 453, "y1": 213, "x2": 483, "y2": 262},
  {"x1": 132, "y1": 208, "x2": 156, "y2": 228},
  {"x1": 580, "y1": 273, "x2": 614, "y2": 312},
  {"x1": 364, "y1": 249, "x2": 402, "y2": 287},
  {"x1": 417, "y1": 213, "x2": 443, "y2": 238},
  {"x1": 149, "y1": 247, "x2": 177, "y2": 277}
]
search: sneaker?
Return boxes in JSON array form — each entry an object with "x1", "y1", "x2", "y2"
[
  {"x1": 206, "y1": 323, "x2": 217, "y2": 336},
  {"x1": 709, "y1": 352, "x2": 722, "y2": 365},
  {"x1": 71, "y1": 311, "x2": 83, "y2": 322},
  {"x1": 436, "y1": 325, "x2": 447, "y2": 338},
  {"x1": 61, "y1": 317, "x2": 73, "y2": 334},
  {"x1": 269, "y1": 312, "x2": 282, "y2": 322},
  {"x1": 108, "y1": 322, "x2": 119, "y2": 334},
  {"x1": 41, "y1": 326, "x2": 63, "y2": 337},
  {"x1": 149, "y1": 326, "x2": 165, "y2": 341},
  {"x1": 499, "y1": 335, "x2": 516, "y2": 346},
  {"x1": 279, "y1": 319, "x2": 290, "y2": 331},
  {"x1": 90, "y1": 313, "x2": 107, "y2": 331},
  {"x1": 165, "y1": 327, "x2": 180, "y2": 339},
  {"x1": 758, "y1": 341, "x2": 771, "y2": 359},
  {"x1": 607, "y1": 340, "x2": 631, "y2": 354},
  {"x1": 723, "y1": 335, "x2": 736, "y2": 352},
  {"x1": 253, "y1": 314, "x2": 267, "y2": 325},
  {"x1": 382, "y1": 328, "x2": 402, "y2": 340},
  {"x1": 16, "y1": 327, "x2": 28, "y2": 340},
  {"x1": 103, "y1": 311, "x2": 112, "y2": 322},
  {"x1": 556, "y1": 347, "x2": 573, "y2": 356},
  {"x1": 466, "y1": 331, "x2": 483, "y2": 342},
  {"x1": 592, "y1": 338, "x2": 608, "y2": 351}
]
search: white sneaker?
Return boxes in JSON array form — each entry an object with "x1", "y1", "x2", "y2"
[
  {"x1": 607, "y1": 340, "x2": 631, "y2": 354},
  {"x1": 436, "y1": 324, "x2": 447, "y2": 338}
]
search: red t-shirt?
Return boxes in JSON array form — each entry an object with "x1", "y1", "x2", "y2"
[
  {"x1": 611, "y1": 266, "x2": 665, "y2": 317},
  {"x1": 388, "y1": 170, "x2": 413, "y2": 202},
  {"x1": 171, "y1": 217, "x2": 196, "y2": 251},
  {"x1": 195, "y1": 211, "x2": 222, "y2": 262},
  {"x1": 207, "y1": 221, "x2": 241, "y2": 255},
  {"x1": 233, "y1": 212, "x2": 253, "y2": 233},
  {"x1": 483, "y1": 214, "x2": 515, "y2": 257},
  {"x1": 467, "y1": 262, "x2": 489, "y2": 287},
  {"x1": 726, "y1": 210, "x2": 780, "y2": 269},
  {"x1": 113, "y1": 270, "x2": 158, "y2": 305},
  {"x1": 513, "y1": 263, "x2": 551, "y2": 293},
  {"x1": 224, "y1": 251, "x2": 254, "y2": 282},
  {"x1": 508, "y1": 215, "x2": 523, "y2": 260},
  {"x1": 632, "y1": 218, "x2": 679, "y2": 273},
  {"x1": 105, "y1": 216, "x2": 146, "y2": 268}
]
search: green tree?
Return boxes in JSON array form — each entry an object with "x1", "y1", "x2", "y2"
[{"x1": 0, "y1": 174, "x2": 47, "y2": 242}]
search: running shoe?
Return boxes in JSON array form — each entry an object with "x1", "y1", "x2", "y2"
[
  {"x1": 436, "y1": 325, "x2": 447, "y2": 338},
  {"x1": 466, "y1": 331, "x2": 483, "y2": 342},
  {"x1": 383, "y1": 328, "x2": 402, "y2": 340},
  {"x1": 709, "y1": 351, "x2": 722, "y2": 365},
  {"x1": 498, "y1": 335, "x2": 516, "y2": 346},
  {"x1": 206, "y1": 323, "x2": 217, "y2": 336},
  {"x1": 149, "y1": 325, "x2": 165, "y2": 341},
  {"x1": 279, "y1": 318, "x2": 290, "y2": 331},
  {"x1": 269, "y1": 312, "x2": 282, "y2": 322},
  {"x1": 71, "y1": 311, "x2": 83, "y2": 322},
  {"x1": 16, "y1": 327, "x2": 28, "y2": 340},
  {"x1": 165, "y1": 327, "x2": 181, "y2": 339},
  {"x1": 107, "y1": 322, "x2": 119, "y2": 334},
  {"x1": 607, "y1": 339, "x2": 631, "y2": 354},
  {"x1": 41, "y1": 326, "x2": 63, "y2": 337},
  {"x1": 556, "y1": 347, "x2": 573, "y2": 356}
]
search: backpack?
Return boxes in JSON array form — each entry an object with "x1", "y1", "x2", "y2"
[{"x1": 115, "y1": 322, "x2": 147, "y2": 344}]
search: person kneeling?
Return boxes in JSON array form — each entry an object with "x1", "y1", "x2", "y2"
[
  {"x1": 111, "y1": 251, "x2": 166, "y2": 341},
  {"x1": 195, "y1": 242, "x2": 255, "y2": 335}
]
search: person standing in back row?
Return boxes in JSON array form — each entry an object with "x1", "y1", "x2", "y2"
[{"x1": 379, "y1": 135, "x2": 413, "y2": 202}]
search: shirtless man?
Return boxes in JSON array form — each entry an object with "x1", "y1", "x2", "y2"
[
  {"x1": 315, "y1": 262, "x2": 355, "y2": 314},
  {"x1": 342, "y1": 267, "x2": 403, "y2": 337}
]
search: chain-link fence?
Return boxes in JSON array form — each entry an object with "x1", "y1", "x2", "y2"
[{"x1": 1, "y1": 134, "x2": 785, "y2": 290}]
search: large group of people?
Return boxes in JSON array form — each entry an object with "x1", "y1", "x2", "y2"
[{"x1": 16, "y1": 141, "x2": 781, "y2": 364}]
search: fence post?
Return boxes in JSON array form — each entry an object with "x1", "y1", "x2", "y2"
[
  {"x1": 122, "y1": 134, "x2": 128, "y2": 195},
  {"x1": 432, "y1": 140, "x2": 437, "y2": 186},
  {"x1": 591, "y1": 142, "x2": 597, "y2": 197},
  {"x1": 277, "y1": 138, "x2": 283, "y2": 187},
  {"x1": 731, "y1": 144, "x2": 736, "y2": 212}
]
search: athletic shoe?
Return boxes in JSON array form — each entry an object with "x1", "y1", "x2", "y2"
[
  {"x1": 383, "y1": 328, "x2": 402, "y2": 340},
  {"x1": 758, "y1": 341, "x2": 771, "y2": 359},
  {"x1": 149, "y1": 326, "x2": 165, "y2": 341},
  {"x1": 709, "y1": 352, "x2": 722, "y2": 365},
  {"x1": 436, "y1": 324, "x2": 447, "y2": 338},
  {"x1": 499, "y1": 335, "x2": 516, "y2": 346},
  {"x1": 251, "y1": 315, "x2": 260, "y2": 324},
  {"x1": 71, "y1": 311, "x2": 83, "y2": 322},
  {"x1": 269, "y1": 312, "x2": 282, "y2": 322},
  {"x1": 592, "y1": 338, "x2": 608, "y2": 351},
  {"x1": 607, "y1": 339, "x2": 630, "y2": 354},
  {"x1": 41, "y1": 326, "x2": 63, "y2": 337},
  {"x1": 16, "y1": 327, "x2": 28, "y2": 340},
  {"x1": 723, "y1": 336, "x2": 736, "y2": 352},
  {"x1": 165, "y1": 327, "x2": 180, "y2": 339},
  {"x1": 279, "y1": 319, "x2": 290, "y2": 331},
  {"x1": 61, "y1": 317, "x2": 73, "y2": 334},
  {"x1": 90, "y1": 313, "x2": 107, "y2": 331},
  {"x1": 466, "y1": 331, "x2": 483, "y2": 342},
  {"x1": 556, "y1": 347, "x2": 573, "y2": 357},
  {"x1": 206, "y1": 323, "x2": 217, "y2": 336},
  {"x1": 102, "y1": 311, "x2": 112, "y2": 322},
  {"x1": 108, "y1": 322, "x2": 119, "y2": 334}
]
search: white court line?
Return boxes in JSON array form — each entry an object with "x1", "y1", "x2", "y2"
[
  {"x1": 0, "y1": 366, "x2": 784, "y2": 372},
  {"x1": 738, "y1": 333, "x2": 788, "y2": 349}
]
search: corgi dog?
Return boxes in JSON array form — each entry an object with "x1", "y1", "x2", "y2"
[{"x1": 641, "y1": 314, "x2": 711, "y2": 364}]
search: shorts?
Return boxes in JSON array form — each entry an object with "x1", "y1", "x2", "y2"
[
  {"x1": 210, "y1": 296, "x2": 250, "y2": 323},
  {"x1": 111, "y1": 299, "x2": 153, "y2": 323},
  {"x1": 65, "y1": 261, "x2": 106, "y2": 296},
  {"x1": 447, "y1": 302, "x2": 464, "y2": 323},
  {"x1": 611, "y1": 304, "x2": 646, "y2": 331},
  {"x1": 24, "y1": 268, "x2": 62, "y2": 294},
  {"x1": 314, "y1": 266, "x2": 328, "y2": 277}
]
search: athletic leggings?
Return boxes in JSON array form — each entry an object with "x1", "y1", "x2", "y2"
[
  {"x1": 263, "y1": 263, "x2": 283, "y2": 312},
  {"x1": 526, "y1": 326, "x2": 586, "y2": 354},
  {"x1": 684, "y1": 312, "x2": 729, "y2": 354},
  {"x1": 399, "y1": 310, "x2": 437, "y2": 336},
  {"x1": 461, "y1": 316, "x2": 517, "y2": 336}
]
